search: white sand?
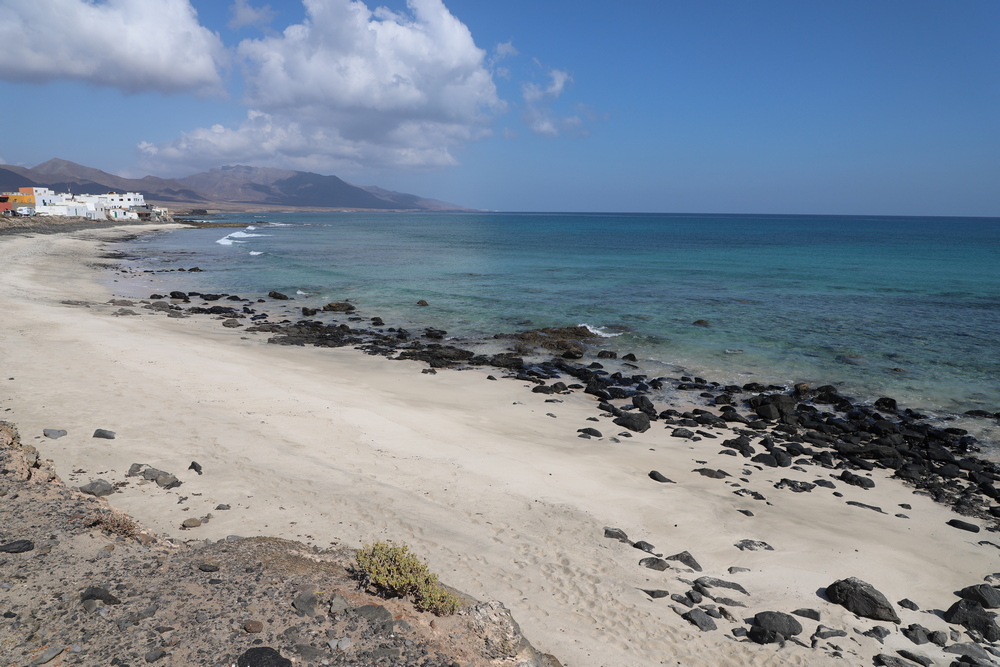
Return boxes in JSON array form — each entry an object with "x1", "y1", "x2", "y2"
[{"x1": 1, "y1": 226, "x2": 997, "y2": 667}]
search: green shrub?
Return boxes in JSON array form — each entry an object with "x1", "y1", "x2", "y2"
[{"x1": 355, "y1": 541, "x2": 459, "y2": 616}]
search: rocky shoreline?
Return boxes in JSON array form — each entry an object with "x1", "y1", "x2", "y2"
[
  {"x1": 85, "y1": 277, "x2": 1000, "y2": 665},
  {"x1": 0, "y1": 421, "x2": 561, "y2": 667},
  {"x1": 120, "y1": 279, "x2": 1000, "y2": 528},
  {"x1": 4, "y1": 222, "x2": 1000, "y2": 667}
]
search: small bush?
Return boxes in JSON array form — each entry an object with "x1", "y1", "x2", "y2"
[
  {"x1": 356, "y1": 541, "x2": 459, "y2": 616},
  {"x1": 87, "y1": 508, "x2": 142, "y2": 539}
]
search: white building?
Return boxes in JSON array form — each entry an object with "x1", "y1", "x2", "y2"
[{"x1": 35, "y1": 202, "x2": 102, "y2": 220}]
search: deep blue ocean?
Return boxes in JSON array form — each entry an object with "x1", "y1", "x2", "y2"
[{"x1": 117, "y1": 211, "x2": 1000, "y2": 440}]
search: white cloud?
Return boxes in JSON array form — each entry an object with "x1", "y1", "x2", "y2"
[
  {"x1": 0, "y1": 0, "x2": 225, "y2": 95},
  {"x1": 495, "y1": 41, "x2": 518, "y2": 60},
  {"x1": 228, "y1": 0, "x2": 276, "y2": 30},
  {"x1": 522, "y1": 68, "x2": 573, "y2": 136},
  {"x1": 141, "y1": 0, "x2": 503, "y2": 173}
]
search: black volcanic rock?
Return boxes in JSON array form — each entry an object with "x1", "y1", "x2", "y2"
[
  {"x1": 825, "y1": 577, "x2": 900, "y2": 623},
  {"x1": 943, "y1": 598, "x2": 1000, "y2": 641}
]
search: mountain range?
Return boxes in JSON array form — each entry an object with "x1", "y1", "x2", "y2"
[{"x1": 0, "y1": 159, "x2": 468, "y2": 212}]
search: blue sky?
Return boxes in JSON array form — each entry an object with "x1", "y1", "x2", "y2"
[{"x1": 0, "y1": 0, "x2": 997, "y2": 215}]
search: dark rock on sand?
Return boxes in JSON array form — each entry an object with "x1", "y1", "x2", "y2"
[
  {"x1": 862, "y1": 625, "x2": 891, "y2": 642},
  {"x1": 188, "y1": 461, "x2": 203, "y2": 475},
  {"x1": 267, "y1": 291, "x2": 289, "y2": 300},
  {"x1": 943, "y1": 598, "x2": 1000, "y2": 641},
  {"x1": 578, "y1": 427, "x2": 602, "y2": 438},
  {"x1": 748, "y1": 611, "x2": 802, "y2": 644},
  {"x1": 947, "y1": 518, "x2": 980, "y2": 532},
  {"x1": 792, "y1": 608, "x2": 820, "y2": 621},
  {"x1": 942, "y1": 642, "x2": 996, "y2": 662},
  {"x1": 959, "y1": 583, "x2": 1000, "y2": 608},
  {"x1": 613, "y1": 412, "x2": 650, "y2": 433},
  {"x1": 0, "y1": 539, "x2": 34, "y2": 553},
  {"x1": 693, "y1": 468, "x2": 730, "y2": 479},
  {"x1": 695, "y1": 576, "x2": 749, "y2": 596},
  {"x1": 873, "y1": 654, "x2": 916, "y2": 667},
  {"x1": 846, "y1": 501, "x2": 885, "y2": 514},
  {"x1": 79, "y1": 479, "x2": 115, "y2": 497},
  {"x1": 642, "y1": 589, "x2": 670, "y2": 599},
  {"x1": 775, "y1": 479, "x2": 815, "y2": 493},
  {"x1": 825, "y1": 577, "x2": 900, "y2": 623},
  {"x1": 237, "y1": 647, "x2": 292, "y2": 667},
  {"x1": 682, "y1": 608, "x2": 717, "y2": 631},
  {"x1": 898, "y1": 598, "x2": 919, "y2": 611},
  {"x1": 666, "y1": 551, "x2": 702, "y2": 572},
  {"x1": 901, "y1": 623, "x2": 930, "y2": 645},
  {"x1": 92, "y1": 429, "x2": 116, "y2": 439},
  {"x1": 648, "y1": 470, "x2": 675, "y2": 483},
  {"x1": 639, "y1": 557, "x2": 669, "y2": 571},
  {"x1": 839, "y1": 470, "x2": 875, "y2": 489},
  {"x1": 633, "y1": 540, "x2": 657, "y2": 553},
  {"x1": 603, "y1": 527, "x2": 631, "y2": 543},
  {"x1": 812, "y1": 625, "x2": 847, "y2": 641},
  {"x1": 734, "y1": 539, "x2": 773, "y2": 551},
  {"x1": 42, "y1": 429, "x2": 67, "y2": 439},
  {"x1": 895, "y1": 649, "x2": 932, "y2": 667}
]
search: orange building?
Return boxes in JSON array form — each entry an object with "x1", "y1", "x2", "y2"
[{"x1": 4, "y1": 188, "x2": 36, "y2": 206}]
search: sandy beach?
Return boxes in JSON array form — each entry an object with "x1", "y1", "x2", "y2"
[{"x1": 2, "y1": 224, "x2": 999, "y2": 667}]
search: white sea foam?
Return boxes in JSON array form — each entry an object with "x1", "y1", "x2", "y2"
[
  {"x1": 296, "y1": 290, "x2": 309, "y2": 295},
  {"x1": 215, "y1": 236, "x2": 234, "y2": 246},
  {"x1": 245, "y1": 225, "x2": 256, "y2": 231},
  {"x1": 228, "y1": 231, "x2": 267, "y2": 239},
  {"x1": 579, "y1": 323, "x2": 623, "y2": 338},
  {"x1": 249, "y1": 251, "x2": 263, "y2": 256}
]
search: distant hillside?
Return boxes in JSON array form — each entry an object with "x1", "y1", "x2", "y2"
[{"x1": 0, "y1": 159, "x2": 470, "y2": 211}]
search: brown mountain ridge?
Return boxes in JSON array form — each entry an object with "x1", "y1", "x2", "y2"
[{"x1": 0, "y1": 159, "x2": 470, "y2": 212}]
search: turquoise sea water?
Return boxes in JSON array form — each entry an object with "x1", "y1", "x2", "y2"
[{"x1": 118, "y1": 212, "x2": 1000, "y2": 425}]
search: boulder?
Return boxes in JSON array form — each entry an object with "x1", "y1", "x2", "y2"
[
  {"x1": 43, "y1": 429, "x2": 67, "y2": 439},
  {"x1": 79, "y1": 479, "x2": 115, "y2": 497},
  {"x1": 825, "y1": 577, "x2": 900, "y2": 623},
  {"x1": 959, "y1": 583, "x2": 1000, "y2": 609},
  {"x1": 267, "y1": 291, "x2": 289, "y2": 300},
  {"x1": 682, "y1": 608, "x2": 717, "y2": 631},
  {"x1": 603, "y1": 527, "x2": 631, "y2": 543},
  {"x1": 943, "y1": 598, "x2": 1000, "y2": 641},
  {"x1": 613, "y1": 412, "x2": 650, "y2": 433},
  {"x1": 639, "y1": 557, "x2": 669, "y2": 571},
  {"x1": 665, "y1": 551, "x2": 702, "y2": 572},
  {"x1": 748, "y1": 610, "x2": 802, "y2": 644}
]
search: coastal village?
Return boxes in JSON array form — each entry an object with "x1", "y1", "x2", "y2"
[{"x1": 0, "y1": 186, "x2": 168, "y2": 221}]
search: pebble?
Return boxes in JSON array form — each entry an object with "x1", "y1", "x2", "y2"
[{"x1": 30, "y1": 646, "x2": 65, "y2": 665}]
